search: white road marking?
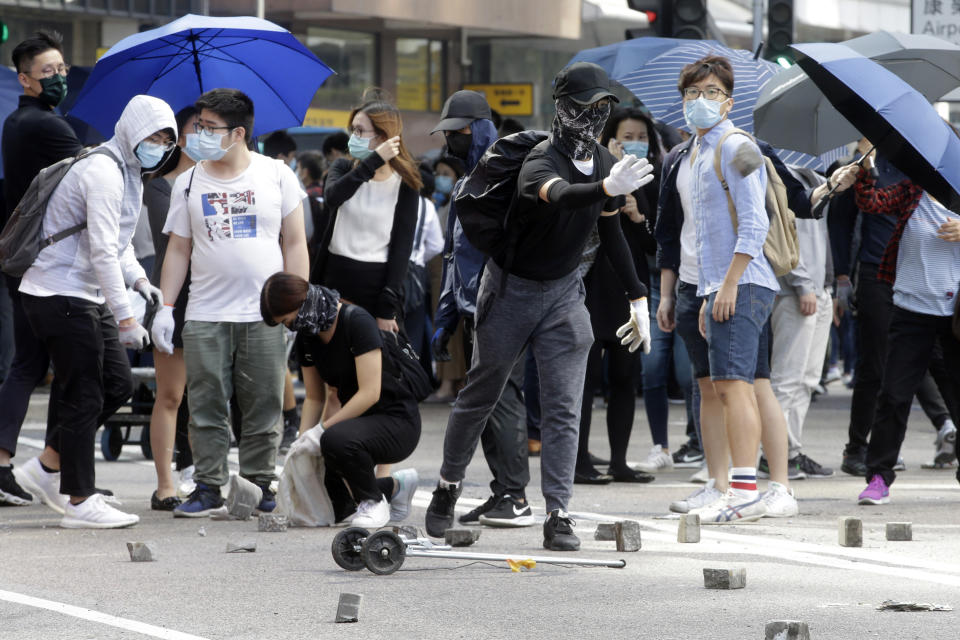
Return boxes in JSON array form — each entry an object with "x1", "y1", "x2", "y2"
[{"x1": 0, "y1": 589, "x2": 210, "y2": 640}]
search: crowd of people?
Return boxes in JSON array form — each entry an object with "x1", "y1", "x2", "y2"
[{"x1": 0, "y1": 31, "x2": 958, "y2": 550}]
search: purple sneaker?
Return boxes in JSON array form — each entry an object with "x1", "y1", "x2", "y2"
[{"x1": 858, "y1": 475, "x2": 890, "y2": 505}]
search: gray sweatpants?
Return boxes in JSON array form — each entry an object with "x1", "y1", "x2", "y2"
[
  {"x1": 441, "y1": 262, "x2": 594, "y2": 512},
  {"x1": 481, "y1": 353, "x2": 529, "y2": 498}
]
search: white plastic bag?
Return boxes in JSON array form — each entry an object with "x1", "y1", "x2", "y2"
[{"x1": 276, "y1": 427, "x2": 336, "y2": 527}]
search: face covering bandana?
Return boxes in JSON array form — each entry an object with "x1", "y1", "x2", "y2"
[
  {"x1": 291, "y1": 284, "x2": 341, "y2": 334},
  {"x1": 621, "y1": 140, "x2": 649, "y2": 159},
  {"x1": 550, "y1": 96, "x2": 611, "y2": 161},
  {"x1": 684, "y1": 97, "x2": 729, "y2": 131},
  {"x1": 348, "y1": 133, "x2": 374, "y2": 160},
  {"x1": 37, "y1": 74, "x2": 68, "y2": 108},
  {"x1": 185, "y1": 130, "x2": 235, "y2": 162},
  {"x1": 434, "y1": 174, "x2": 454, "y2": 195},
  {"x1": 136, "y1": 141, "x2": 167, "y2": 170},
  {"x1": 444, "y1": 132, "x2": 472, "y2": 160}
]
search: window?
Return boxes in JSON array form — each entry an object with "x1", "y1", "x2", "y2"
[
  {"x1": 396, "y1": 37, "x2": 444, "y2": 112},
  {"x1": 306, "y1": 28, "x2": 376, "y2": 111}
]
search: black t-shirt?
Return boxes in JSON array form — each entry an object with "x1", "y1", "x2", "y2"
[
  {"x1": 507, "y1": 141, "x2": 624, "y2": 281},
  {"x1": 296, "y1": 304, "x2": 415, "y2": 416}
]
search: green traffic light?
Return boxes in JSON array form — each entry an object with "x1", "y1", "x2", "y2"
[{"x1": 1, "y1": 22, "x2": 9, "y2": 44}]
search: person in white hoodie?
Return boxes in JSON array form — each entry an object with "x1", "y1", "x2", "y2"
[{"x1": 16, "y1": 94, "x2": 176, "y2": 529}]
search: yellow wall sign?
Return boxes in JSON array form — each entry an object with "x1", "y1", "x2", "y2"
[
  {"x1": 96, "y1": 47, "x2": 110, "y2": 60},
  {"x1": 463, "y1": 83, "x2": 533, "y2": 117},
  {"x1": 302, "y1": 108, "x2": 352, "y2": 129}
]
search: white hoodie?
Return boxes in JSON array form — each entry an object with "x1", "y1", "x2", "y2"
[{"x1": 20, "y1": 95, "x2": 176, "y2": 322}]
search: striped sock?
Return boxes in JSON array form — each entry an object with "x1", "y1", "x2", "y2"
[{"x1": 730, "y1": 467, "x2": 758, "y2": 493}]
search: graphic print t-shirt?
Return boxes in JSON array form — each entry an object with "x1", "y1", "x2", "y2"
[{"x1": 164, "y1": 153, "x2": 306, "y2": 322}]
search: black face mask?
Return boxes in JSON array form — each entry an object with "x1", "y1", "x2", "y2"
[
  {"x1": 37, "y1": 74, "x2": 68, "y2": 109},
  {"x1": 290, "y1": 285, "x2": 340, "y2": 334},
  {"x1": 550, "y1": 96, "x2": 611, "y2": 161},
  {"x1": 445, "y1": 132, "x2": 472, "y2": 159}
]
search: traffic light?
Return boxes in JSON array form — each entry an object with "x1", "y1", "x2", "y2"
[
  {"x1": 626, "y1": 1, "x2": 666, "y2": 38},
  {"x1": 1, "y1": 20, "x2": 9, "y2": 44},
  {"x1": 671, "y1": 0, "x2": 708, "y2": 40},
  {"x1": 767, "y1": 0, "x2": 795, "y2": 66}
]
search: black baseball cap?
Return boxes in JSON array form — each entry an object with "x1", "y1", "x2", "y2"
[
  {"x1": 553, "y1": 62, "x2": 620, "y2": 105},
  {"x1": 431, "y1": 90, "x2": 492, "y2": 134}
]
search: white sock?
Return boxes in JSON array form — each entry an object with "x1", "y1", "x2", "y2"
[{"x1": 438, "y1": 477, "x2": 460, "y2": 490}]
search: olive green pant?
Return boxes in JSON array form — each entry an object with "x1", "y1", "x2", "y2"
[{"x1": 182, "y1": 320, "x2": 285, "y2": 488}]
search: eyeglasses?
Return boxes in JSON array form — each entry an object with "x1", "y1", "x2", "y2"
[
  {"x1": 194, "y1": 122, "x2": 235, "y2": 135},
  {"x1": 29, "y1": 63, "x2": 70, "y2": 78},
  {"x1": 682, "y1": 87, "x2": 729, "y2": 101}
]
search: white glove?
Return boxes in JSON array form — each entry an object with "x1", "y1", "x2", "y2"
[
  {"x1": 603, "y1": 154, "x2": 655, "y2": 196},
  {"x1": 118, "y1": 321, "x2": 150, "y2": 350},
  {"x1": 616, "y1": 297, "x2": 652, "y2": 354},
  {"x1": 151, "y1": 305, "x2": 176, "y2": 355},
  {"x1": 134, "y1": 278, "x2": 164, "y2": 307},
  {"x1": 288, "y1": 424, "x2": 323, "y2": 459}
]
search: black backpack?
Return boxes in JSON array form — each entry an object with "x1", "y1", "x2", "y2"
[
  {"x1": 0, "y1": 147, "x2": 122, "y2": 277},
  {"x1": 343, "y1": 305, "x2": 432, "y2": 402}
]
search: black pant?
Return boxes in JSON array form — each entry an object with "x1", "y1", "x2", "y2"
[
  {"x1": 320, "y1": 408, "x2": 420, "y2": 522},
  {"x1": 0, "y1": 277, "x2": 54, "y2": 457},
  {"x1": 846, "y1": 263, "x2": 951, "y2": 456},
  {"x1": 865, "y1": 307, "x2": 960, "y2": 486},
  {"x1": 21, "y1": 294, "x2": 133, "y2": 497},
  {"x1": 577, "y1": 339, "x2": 638, "y2": 474}
]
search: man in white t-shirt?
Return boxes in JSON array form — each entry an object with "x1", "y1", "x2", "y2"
[{"x1": 152, "y1": 89, "x2": 309, "y2": 517}]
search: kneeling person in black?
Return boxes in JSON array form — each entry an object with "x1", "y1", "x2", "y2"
[{"x1": 261, "y1": 273, "x2": 420, "y2": 528}]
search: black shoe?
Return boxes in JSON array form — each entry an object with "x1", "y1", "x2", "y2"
[
  {"x1": 479, "y1": 494, "x2": 535, "y2": 527},
  {"x1": 150, "y1": 490, "x2": 182, "y2": 511},
  {"x1": 672, "y1": 442, "x2": 704, "y2": 468},
  {"x1": 589, "y1": 452, "x2": 610, "y2": 467},
  {"x1": 841, "y1": 453, "x2": 868, "y2": 477},
  {"x1": 543, "y1": 509, "x2": 580, "y2": 551},
  {"x1": 425, "y1": 481, "x2": 461, "y2": 537},
  {"x1": 459, "y1": 494, "x2": 500, "y2": 525},
  {"x1": 793, "y1": 453, "x2": 834, "y2": 478},
  {"x1": 609, "y1": 467, "x2": 655, "y2": 483},
  {"x1": 278, "y1": 421, "x2": 298, "y2": 456},
  {"x1": 0, "y1": 465, "x2": 33, "y2": 506},
  {"x1": 574, "y1": 469, "x2": 613, "y2": 485}
]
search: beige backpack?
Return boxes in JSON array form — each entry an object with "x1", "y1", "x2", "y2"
[{"x1": 712, "y1": 128, "x2": 799, "y2": 277}]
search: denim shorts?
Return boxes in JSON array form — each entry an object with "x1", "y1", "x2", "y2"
[
  {"x1": 675, "y1": 281, "x2": 711, "y2": 379},
  {"x1": 705, "y1": 283, "x2": 776, "y2": 382}
]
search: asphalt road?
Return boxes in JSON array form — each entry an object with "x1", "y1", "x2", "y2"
[{"x1": 1, "y1": 384, "x2": 958, "y2": 639}]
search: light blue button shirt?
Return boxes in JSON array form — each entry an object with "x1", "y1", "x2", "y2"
[{"x1": 689, "y1": 119, "x2": 779, "y2": 297}]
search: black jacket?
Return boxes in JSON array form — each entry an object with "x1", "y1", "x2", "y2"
[
  {"x1": 654, "y1": 135, "x2": 815, "y2": 274},
  {"x1": 2, "y1": 95, "x2": 82, "y2": 225}
]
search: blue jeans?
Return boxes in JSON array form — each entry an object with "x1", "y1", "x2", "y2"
[
  {"x1": 705, "y1": 284, "x2": 775, "y2": 382},
  {"x1": 642, "y1": 278, "x2": 693, "y2": 448}
]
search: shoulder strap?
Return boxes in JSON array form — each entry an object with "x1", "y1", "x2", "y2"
[
  {"x1": 41, "y1": 147, "x2": 125, "y2": 248},
  {"x1": 413, "y1": 196, "x2": 426, "y2": 249},
  {"x1": 712, "y1": 128, "x2": 755, "y2": 233},
  {"x1": 184, "y1": 166, "x2": 198, "y2": 201}
]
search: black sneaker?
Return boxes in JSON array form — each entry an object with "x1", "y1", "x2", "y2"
[
  {"x1": 278, "y1": 421, "x2": 298, "y2": 456},
  {"x1": 0, "y1": 465, "x2": 33, "y2": 506},
  {"x1": 672, "y1": 442, "x2": 704, "y2": 468},
  {"x1": 792, "y1": 453, "x2": 834, "y2": 478},
  {"x1": 759, "y1": 455, "x2": 806, "y2": 480},
  {"x1": 425, "y1": 481, "x2": 461, "y2": 537},
  {"x1": 479, "y1": 494, "x2": 535, "y2": 528},
  {"x1": 757, "y1": 455, "x2": 771, "y2": 479},
  {"x1": 458, "y1": 494, "x2": 500, "y2": 525},
  {"x1": 543, "y1": 509, "x2": 580, "y2": 551},
  {"x1": 841, "y1": 453, "x2": 868, "y2": 477}
]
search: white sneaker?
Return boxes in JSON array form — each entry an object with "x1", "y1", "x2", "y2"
[
  {"x1": 935, "y1": 421, "x2": 957, "y2": 466},
  {"x1": 669, "y1": 478, "x2": 723, "y2": 513},
  {"x1": 60, "y1": 494, "x2": 139, "y2": 529},
  {"x1": 389, "y1": 468, "x2": 419, "y2": 522},
  {"x1": 688, "y1": 464, "x2": 710, "y2": 484},
  {"x1": 761, "y1": 481, "x2": 799, "y2": 518},
  {"x1": 636, "y1": 445, "x2": 673, "y2": 473},
  {"x1": 15, "y1": 457, "x2": 68, "y2": 514},
  {"x1": 351, "y1": 496, "x2": 390, "y2": 528},
  {"x1": 695, "y1": 489, "x2": 767, "y2": 525},
  {"x1": 824, "y1": 366, "x2": 842, "y2": 383},
  {"x1": 177, "y1": 465, "x2": 197, "y2": 499}
]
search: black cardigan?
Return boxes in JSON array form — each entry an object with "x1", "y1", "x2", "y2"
[{"x1": 314, "y1": 154, "x2": 419, "y2": 319}]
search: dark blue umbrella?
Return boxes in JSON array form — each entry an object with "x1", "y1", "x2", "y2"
[
  {"x1": 568, "y1": 37, "x2": 835, "y2": 170},
  {"x1": 792, "y1": 42, "x2": 960, "y2": 212},
  {"x1": 69, "y1": 14, "x2": 335, "y2": 138}
]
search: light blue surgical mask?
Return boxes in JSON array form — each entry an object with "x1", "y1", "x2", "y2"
[
  {"x1": 621, "y1": 140, "x2": 649, "y2": 159},
  {"x1": 348, "y1": 133, "x2": 374, "y2": 160},
  {"x1": 434, "y1": 174, "x2": 454, "y2": 195},
  {"x1": 288, "y1": 157, "x2": 297, "y2": 171},
  {"x1": 684, "y1": 97, "x2": 729, "y2": 131},
  {"x1": 185, "y1": 130, "x2": 235, "y2": 162},
  {"x1": 136, "y1": 141, "x2": 167, "y2": 170}
]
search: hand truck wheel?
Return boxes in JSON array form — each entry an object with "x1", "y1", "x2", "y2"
[
  {"x1": 331, "y1": 527, "x2": 370, "y2": 571},
  {"x1": 361, "y1": 529, "x2": 406, "y2": 575}
]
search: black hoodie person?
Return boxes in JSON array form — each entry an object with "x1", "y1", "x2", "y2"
[{"x1": 425, "y1": 62, "x2": 655, "y2": 552}]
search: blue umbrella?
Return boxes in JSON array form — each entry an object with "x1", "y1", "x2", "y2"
[
  {"x1": 568, "y1": 37, "x2": 834, "y2": 170},
  {"x1": 792, "y1": 42, "x2": 960, "y2": 212},
  {"x1": 69, "y1": 14, "x2": 335, "y2": 138}
]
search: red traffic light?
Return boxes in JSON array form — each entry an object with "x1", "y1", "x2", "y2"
[{"x1": 644, "y1": 11, "x2": 658, "y2": 23}]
